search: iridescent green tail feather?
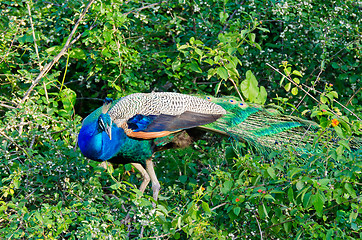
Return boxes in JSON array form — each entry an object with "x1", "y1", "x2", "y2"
[{"x1": 201, "y1": 96, "x2": 361, "y2": 155}]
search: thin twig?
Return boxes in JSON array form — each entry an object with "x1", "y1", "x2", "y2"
[
  {"x1": 229, "y1": 77, "x2": 245, "y2": 101},
  {"x1": 291, "y1": 67, "x2": 324, "y2": 115},
  {"x1": 265, "y1": 218, "x2": 294, "y2": 230},
  {"x1": 301, "y1": 83, "x2": 361, "y2": 121},
  {"x1": 124, "y1": 1, "x2": 167, "y2": 16},
  {"x1": 346, "y1": 87, "x2": 361, "y2": 107},
  {"x1": 266, "y1": 63, "x2": 352, "y2": 125},
  {"x1": 254, "y1": 213, "x2": 264, "y2": 240},
  {"x1": 210, "y1": 202, "x2": 227, "y2": 211},
  {"x1": 0, "y1": 130, "x2": 30, "y2": 158},
  {"x1": 267, "y1": 63, "x2": 321, "y2": 105},
  {"x1": 0, "y1": 26, "x2": 19, "y2": 64},
  {"x1": 0, "y1": 103, "x2": 16, "y2": 109},
  {"x1": 304, "y1": 39, "x2": 359, "y2": 84},
  {"x1": 218, "y1": 1, "x2": 244, "y2": 35},
  {"x1": 27, "y1": 1, "x2": 42, "y2": 69},
  {"x1": 19, "y1": 0, "x2": 96, "y2": 105}
]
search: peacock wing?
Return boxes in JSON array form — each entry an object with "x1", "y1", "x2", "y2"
[{"x1": 107, "y1": 92, "x2": 226, "y2": 139}]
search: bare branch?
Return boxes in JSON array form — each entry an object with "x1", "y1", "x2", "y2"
[
  {"x1": 19, "y1": 0, "x2": 96, "y2": 106},
  {"x1": 27, "y1": 1, "x2": 42, "y2": 69},
  {"x1": 346, "y1": 87, "x2": 361, "y2": 107},
  {"x1": 124, "y1": 1, "x2": 167, "y2": 16},
  {"x1": 266, "y1": 63, "x2": 352, "y2": 125},
  {"x1": 0, "y1": 130, "x2": 30, "y2": 158},
  {"x1": 301, "y1": 83, "x2": 361, "y2": 121}
]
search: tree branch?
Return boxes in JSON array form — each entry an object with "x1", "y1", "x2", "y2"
[{"x1": 19, "y1": 0, "x2": 96, "y2": 106}]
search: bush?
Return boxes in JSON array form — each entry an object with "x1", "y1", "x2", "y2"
[{"x1": 0, "y1": 0, "x2": 361, "y2": 239}]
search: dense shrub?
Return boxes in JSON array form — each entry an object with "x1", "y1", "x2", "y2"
[{"x1": 0, "y1": 0, "x2": 361, "y2": 239}]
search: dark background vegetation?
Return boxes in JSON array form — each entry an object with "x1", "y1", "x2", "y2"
[{"x1": 0, "y1": 0, "x2": 361, "y2": 239}]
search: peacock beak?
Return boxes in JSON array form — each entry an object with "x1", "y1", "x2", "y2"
[{"x1": 105, "y1": 125, "x2": 112, "y2": 140}]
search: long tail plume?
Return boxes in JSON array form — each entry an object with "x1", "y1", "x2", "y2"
[{"x1": 201, "y1": 96, "x2": 362, "y2": 155}]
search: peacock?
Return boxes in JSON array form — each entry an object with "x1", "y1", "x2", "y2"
[{"x1": 78, "y1": 92, "x2": 361, "y2": 202}]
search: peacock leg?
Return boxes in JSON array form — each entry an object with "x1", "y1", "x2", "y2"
[
  {"x1": 145, "y1": 158, "x2": 160, "y2": 203},
  {"x1": 131, "y1": 163, "x2": 150, "y2": 194}
]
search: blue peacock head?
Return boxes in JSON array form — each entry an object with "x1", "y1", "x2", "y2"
[{"x1": 78, "y1": 97, "x2": 127, "y2": 161}]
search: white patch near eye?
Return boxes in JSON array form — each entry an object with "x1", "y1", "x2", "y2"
[{"x1": 98, "y1": 118, "x2": 105, "y2": 130}]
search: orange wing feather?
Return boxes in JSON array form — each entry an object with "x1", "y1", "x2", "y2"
[{"x1": 127, "y1": 130, "x2": 180, "y2": 139}]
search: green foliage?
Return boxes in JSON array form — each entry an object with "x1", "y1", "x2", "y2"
[{"x1": 0, "y1": 0, "x2": 361, "y2": 239}]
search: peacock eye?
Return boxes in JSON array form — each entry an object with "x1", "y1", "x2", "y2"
[{"x1": 239, "y1": 103, "x2": 243, "y2": 106}]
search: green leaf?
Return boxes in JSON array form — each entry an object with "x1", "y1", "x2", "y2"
[
  {"x1": 219, "y1": 12, "x2": 229, "y2": 24},
  {"x1": 18, "y1": 34, "x2": 34, "y2": 44},
  {"x1": 237, "y1": 47, "x2": 245, "y2": 55},
  {"x1": 204, "y1": 58, "x2": 214, "y2": 65},
  {"x1": 284, "y1": 67, "x2": 291, "y2": 76},
  {"x1": 240, "y1": 70, "x2": 259, "y2": 102},
  {"x1": 326, "y1": 229, "x2": 333, "y2": 240},
  {"x1": 227, "y1": 47, "x2": 237, "y2": 55},
  {"x1": 222, "y1": 180, "x2": 233, "y2": 193},
  {"x1": 172, "y1": 60, "x2": 181, "y2": 72},
  {"x1": 208, "y1": 68, "x2": 217, "y2": 79},
  {"x1": 254, "y1": 43, "x2": 262, "y2": 51},
  {"x1": 69, "y1": 48, "x2": 86, "y2": 60},
  {"x1": 124, "y1": 164, "x2": 132, "y2": 171},
  {"x1": 344, "y1": 183, "x2": 356, "y2": 198},
  {"x1": 313, "y1": 191, "x2": 324, "y2": 216},
  {"x1": 240, "y1": 29, "x2": 248, "y2": 38},
  {"x1": 288, "y1": 167, "x2": 302, "y2": 178},
  {"x1": 233, "y1": 207, "x2": 241, "y2": 216},
  {"x1": 60, "y1": 88, "x2": 76, "y2": 112},
  {"x1": 217, "y1": 67, "x2": 229, "y2": 80},
  {"x1": 202, "y1": 201, "x2": 212, "y2": 215},
  {"x1": 292, "y1": 78, "x2": 300, "y2": 84},
  {"x1": 330, "y1": 91, "x2": 338, "y2": 98},
  {"x1": 288, "y1": 187, "x2": 294, "y2": 203},
  {"x1": 284, "y1": 82, "x2": 291, "y2": 91},
  {"x1": 349, "y1": 210, "x2": 358, "y2": 223},
  {"x1": 338, "y1": 139, "x2": 351, "y2": 152},
  {"x1": 178, "y1": 44, "x2": 189, "y2": 50},
  {"x1": 256, "y1": 27, "x2": 270, "y2": 32},
  {"x1": 189, "y1": 37, "x2": 195, "y2": 44},
  {"x1": 103, "y1": 30, "x2": 112, "y2": 42},
  {"x1": 256, "y1": 86, "x2": 267, "y2": 104},
  {"x1": 292, "y1": 70, "x2": 303, "y2": 77},
  {"x1": 320, "y1": 95, "x2": 328, "y2": 104},
  {"x1": 262, "y1": 203, "x2": 269, "y2": 218},
  {"x1": 291, "y1": 87, "x2": 298, "y2": 95},
  {"x1": 334, "y1": 126, "x2": 344, "y2": 139},
  {"x1": 303, "y1": 192, "x2": 312, "y2": 208},
  {"x1": 296, "y1": 181, "x2": 304, "y2": 190},
  {"x1": 45, "y1": 45, "x2": 63, "y2": 55},
  {"x1": 195, "y1": 48, "x2": 203, "y2": 57},
  {"x1": 318, "y1": 179, "x2": 330, "y2": 187},
  {"x1": 283, "y1": 221, "x2": 292, "y2": 233},
  {"x1": 248, "y1": 33, "x2": 256, "y2": 42},
  {"x1": 331, "y1": 62, "x2": 339, "y2": 69},
  {"x1": 264, "y1": 192, "x2": 276, "y2": 201},
  {"x1": 179, "y1": 175, "x2": 187, "y2": 184},
  {"x1": 267, "y1": 167, "x2": 276, "y2": 179},
  {"x1": 189, "y1": 61, "x2": 202, "y2": 73},
  {"x1": 110, "y1": 182, "x2": 122, "y2": 190}
]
